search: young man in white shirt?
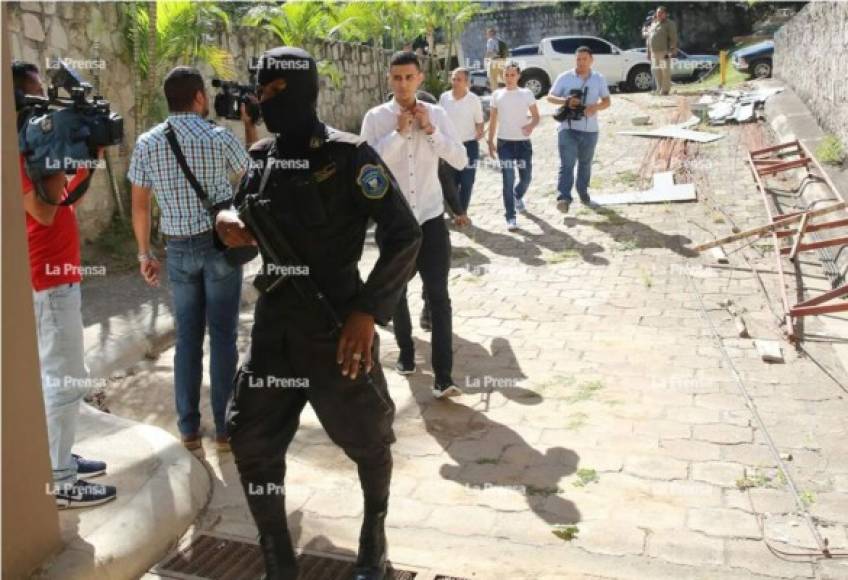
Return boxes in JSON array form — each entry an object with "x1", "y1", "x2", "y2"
[
  {"x1": 439, "y1": 68, "x2": 485, "y2": 213},
  {"x1": 361, "y1": 51, "x2": 468, "y2": 398},
  {"x1": 487, "y1": 62, "x2": 540, "y2": 231}
]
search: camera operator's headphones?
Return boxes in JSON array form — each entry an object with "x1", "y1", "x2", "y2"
[{"x1": 18, "y1": 107, "x2": 96, "y2": 206}]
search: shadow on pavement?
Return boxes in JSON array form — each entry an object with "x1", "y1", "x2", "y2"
[
  {"x1": 400, "y1": 334, "x2": 581, "y2": 528},
  {"x1": 564, "y1": 206, "x2": 698, "y2": 258}
]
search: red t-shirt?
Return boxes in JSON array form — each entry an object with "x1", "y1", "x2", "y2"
[{"x1": 19, "y1": 155, "x2": 85, "y2": 292}]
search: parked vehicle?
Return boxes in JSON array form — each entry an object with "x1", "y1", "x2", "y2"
[
  {"x1": 629, "y1": 47, "x2": 718, "y2": 81},
  {"x1": 503, "y1": 36, "x2": 653, "y2": 97},
  {"x1": 732, "y1": 40, "x2": 774, "y2": 78}
]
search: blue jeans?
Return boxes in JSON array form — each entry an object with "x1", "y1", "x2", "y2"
[
  {"x1": 33, "y1": 283, "x2": 87, "y2": 485},
  {"x1": 455, "y1": 140, "x2": 480, "y2": 213},
  {"x1": 166, "y1": 233, "x2": 242, "y2": 437},
  {"x1": 497, "y1": 138, "x2": 533, "y2": 221},
  {"x1": 557, "y1": 128, "x2": 600, "y2": 203}
]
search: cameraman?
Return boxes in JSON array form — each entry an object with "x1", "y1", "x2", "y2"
[
  {"x1": 547, "y1": 46, "x2": 611, "y2": 214},
  {"x1": 14, "y1": 60, "x2": 117, "y2": 508},
  {"x1": 128, "y1": 66, "x2": 254, "y2": 452}
]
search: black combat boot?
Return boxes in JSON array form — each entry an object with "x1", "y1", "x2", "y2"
[
  {"x1": 351, "y1": 509, "x2": 387, "y2": 580},
  {"x1": 259, "y1": 530, "x2": 298, "y2": 580}
]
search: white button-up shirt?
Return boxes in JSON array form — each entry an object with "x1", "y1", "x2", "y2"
[{"x1": 361, "y1": 99, "x2": 468, "y2": 225}]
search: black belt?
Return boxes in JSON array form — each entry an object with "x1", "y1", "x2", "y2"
[{"x1": 163, "y1": 229, "x2": 212, "y2": 241}]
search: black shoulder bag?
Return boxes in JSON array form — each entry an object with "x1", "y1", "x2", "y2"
[{"x1": 163, "y1": 122, "x2": 258, "y2": 266}]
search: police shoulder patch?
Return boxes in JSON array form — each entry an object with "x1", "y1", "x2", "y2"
[{"x1": 357, "y1": 163, "x2": 389, "y2": 200}]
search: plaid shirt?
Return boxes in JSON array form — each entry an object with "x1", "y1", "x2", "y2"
[{"x1": 127, "y1": 113, "x2": 250, "y2": 236}]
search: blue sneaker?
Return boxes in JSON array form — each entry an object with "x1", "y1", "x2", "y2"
[
  {"x1": 515, "y1": 196, "x2": 527, "y2": 213},
  {"x1": 54, "y1": 479, "x2": 117, "y2": 509},
  {"x1": 73, "y1": 454, "x2": 106, "y2": 478}
]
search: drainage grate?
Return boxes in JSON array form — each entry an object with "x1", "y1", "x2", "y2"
[{"x1": 155, "y1": 533, "x2": 420, "y2": 580}]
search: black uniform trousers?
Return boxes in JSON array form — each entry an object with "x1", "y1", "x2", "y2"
[
  {"x1": 227, "y1": 292, "x2": 396, "y2": 536},
  {"x1": 390, "y1": 216, "x2": 453, "y2": 385}
]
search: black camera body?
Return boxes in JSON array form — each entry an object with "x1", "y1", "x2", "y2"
[
  {"x1": 553, "y1": 87, "x2": 589, "y2": 123},
  {"x1": 211, "y1": 58, "x2": 262, "y2": 125},
  {"x1": 211, "y1": 79, "x2": 261, "y2": 123},
  {"x1": 21, "y1": 61, "x2": 124, "y2": 149},
  {"x1": 18, "y1": 60, "x2": 123, "y2": 183}
]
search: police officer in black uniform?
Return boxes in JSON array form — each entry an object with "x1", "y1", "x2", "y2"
[{"x1": 215, "y1": 47, "x2": 422, "y2": 580}]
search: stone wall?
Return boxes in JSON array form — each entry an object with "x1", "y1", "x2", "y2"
[
  {"x1": 460, "y1": 1, "x2": 783, "y2": 67},
  {"x1": 460, "y1": 3, "x2": 599, "y2": 69},
  {"x1": 774, "y1": 1, "x2": 848, "y2": 148},
  {"x1": 9, "y1": 1, "x2": 393, "y2": 241}
]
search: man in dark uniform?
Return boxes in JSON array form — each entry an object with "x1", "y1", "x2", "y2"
[{"x1": 215, "y1": 47, "x2": 422, "y2": 580}]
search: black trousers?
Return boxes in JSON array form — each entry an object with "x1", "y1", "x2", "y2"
[
  {"x1": 227, "y1": 295, "x2": 395, "y2": 536},
  {"x1": 392, "y1": 215, "x2": 453, "y2": 385}
]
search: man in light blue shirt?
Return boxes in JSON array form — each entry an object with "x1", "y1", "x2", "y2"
[{"x1": 547, "y1": 46, "x2": 611, "y2": 213}]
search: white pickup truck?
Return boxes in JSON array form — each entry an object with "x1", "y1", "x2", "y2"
[{"x1": 504, "y1": 36, "x2": 654, "y2": 97}]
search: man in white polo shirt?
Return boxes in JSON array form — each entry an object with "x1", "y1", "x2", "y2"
[
  {"x1": 487, "y1": 62, "x2": 540, "y2": 231},
  {"x1": 361, "y1": 51, "x2": 468, "y2": 399},
  {"x1": 547, "y1": 45, "x2": 611, "y2": 214},
  {"x1": 439, "y1": 67, "x2": 484, "y2": 214}
]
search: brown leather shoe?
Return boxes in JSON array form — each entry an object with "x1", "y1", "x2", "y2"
[
  {"x1": 215, "y1": 434, "x2": 231, "y2": 453},
  {"x1": 181, "y1": 433, "x2": 202, "y2": 451}
]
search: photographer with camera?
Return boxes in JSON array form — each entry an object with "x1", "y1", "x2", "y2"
[
  {"x1": 128, "y1": 66, "x2": 255, "y2": 452},
  {"x1": 547, "y1": 46, "x2": 611, "y2": 214},
  {"x1": 14, "y1": 60, "x2": 117, "y2": 509}
]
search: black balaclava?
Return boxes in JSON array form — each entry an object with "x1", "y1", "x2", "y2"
[{"x1": 256, "y1": 47, "x2": 320, "y2": 152}]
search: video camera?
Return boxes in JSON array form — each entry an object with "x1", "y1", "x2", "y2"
[
  {"x1": 553, "y1": 87, "x2": 589, "y2": 123},
  {"x1": 211, "y1": 58, "x2": 261, "y2": 124},
  {"x1": 18, "y1": 60, "x2": 123, "y2": 185}
]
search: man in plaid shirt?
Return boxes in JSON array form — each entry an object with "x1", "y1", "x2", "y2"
[{"x1": 128, "y1": 66, "x2": 256, "y2": 452}]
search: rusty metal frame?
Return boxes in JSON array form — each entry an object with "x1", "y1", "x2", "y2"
[{"x1": 747, "y1": 140, "x2": 848, "y2": 342}]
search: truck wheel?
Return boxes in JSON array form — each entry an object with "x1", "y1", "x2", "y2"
[
  {"x1": 751, "y1": 59, "x2": 772, "y2": 78},
  {"x1": 519, "y1": 71, "x2": 550, "y2": 98},
  {"x1": 627, "y1": 65, "x2": 653, "y2": 92}
]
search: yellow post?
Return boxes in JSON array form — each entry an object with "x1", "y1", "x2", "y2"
[{"x1": 719, "y1": 50, "x2": 728, "y2": 87}]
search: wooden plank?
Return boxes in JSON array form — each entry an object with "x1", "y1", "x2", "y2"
[
  {"x1": 756, "y1": 157, "x2": 812, "y2": 176},
  {"x1": 694, "y1": 201, "x2": 848, "y2": 251},
  {"x1": 788, "y1": 213, "x2": 809, "y2": 261},
  {"x1": 618, "y1": 127, "x2": 724, "y2": 143},
  {"x1": 779, "y1": 235, "x2": 848, "y2": 255},
  {"x1": 750, "y1": 141, "x2": 800, "y2": 156},
  {"x1": 595, "y1": 184, "x2": 695, "y2": 205}
]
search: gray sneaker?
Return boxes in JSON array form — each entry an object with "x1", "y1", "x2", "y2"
[
  {"x1": 515, "y1": 196, "x2": 527, "y2": 213},
  {"x1": 556, "y1": 200, "x2": 571, "y2": 214},
  {"x1": 506, "y1": 218, "x2": 518, "y2": 231}
]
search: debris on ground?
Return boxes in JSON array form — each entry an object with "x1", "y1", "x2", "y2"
[{"x1": 693, "y1": 87, "x2": 784, "y2": 124}]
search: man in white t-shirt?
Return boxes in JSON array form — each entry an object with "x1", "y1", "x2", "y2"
[
  {"x1": 439, "y1": 68, "x2": 484, "y2": 214},
  {"x1": 487, "y1": 62, "x2": 540, "y2": 231}
]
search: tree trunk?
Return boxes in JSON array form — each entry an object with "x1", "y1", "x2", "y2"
[
  {"x1": 131, "y1": 1, "x2": 141, "y2": 144},
  {"x1": 146, "y1": 1, "x2": 157, "y2": 128}
]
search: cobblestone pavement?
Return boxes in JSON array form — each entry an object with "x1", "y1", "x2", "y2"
[{"x1": 113, "y1": 88, "x2": 848, "y2": 580}]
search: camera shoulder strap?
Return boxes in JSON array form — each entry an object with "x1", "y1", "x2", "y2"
[{"x1": 163, "y1": 121, "x2": 214, "y2": 213}]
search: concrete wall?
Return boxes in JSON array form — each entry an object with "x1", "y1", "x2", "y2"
[
  {"x1": 774, "y1": 1, "x2": 848, "y2": 148},
  {"x1": 8, "y1": 1, "x2": 394, "y2": 241},
  {"x1": 460, "y1": 3, "x2": 599, "y2": 69},
  {"x1": 2, "y1": 5, "x2": 63, "y2": 577},
  {"x1": 460, "y1": 1, "x2": 785, "y2": 68}
]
